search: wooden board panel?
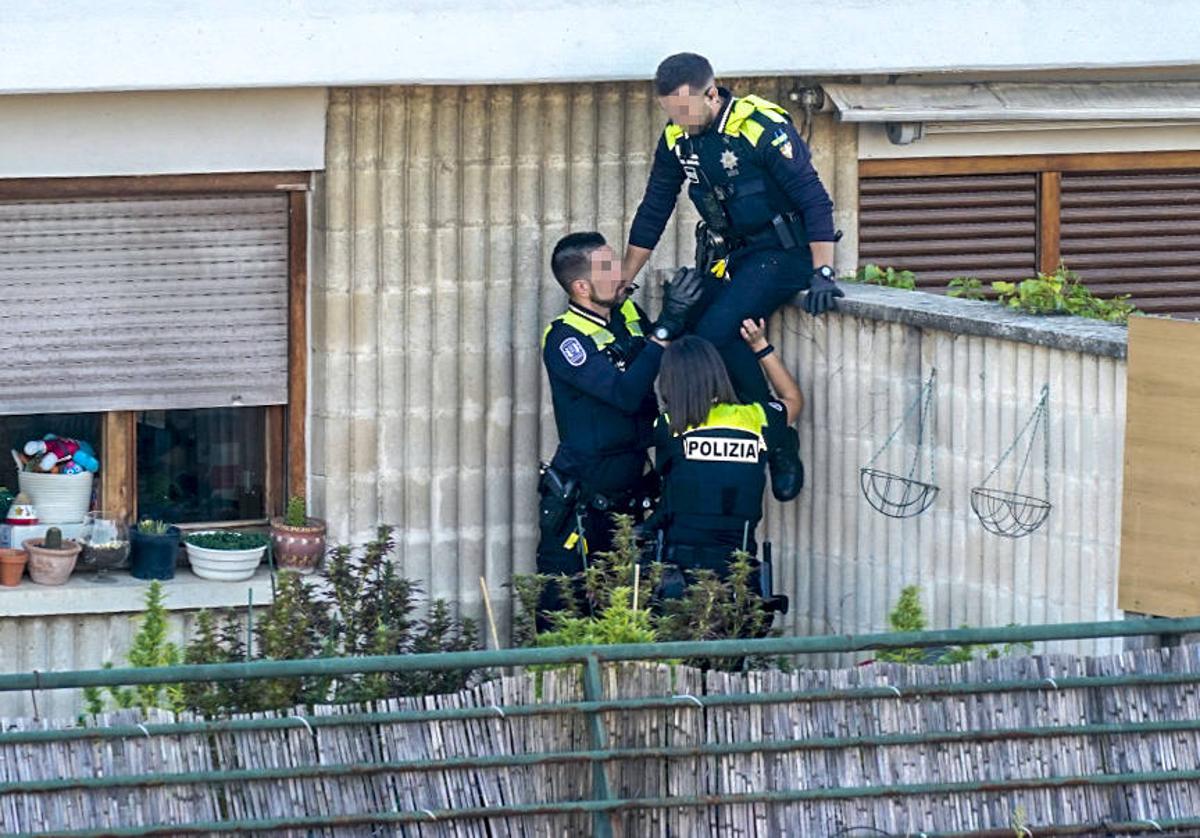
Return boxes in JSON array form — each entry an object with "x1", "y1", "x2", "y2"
[
  {"x1": 1118, "y1": 315, "x2": 1200, "y2": 616},
  {"x1": 100, "y1": 411, "x2": 136, "y2": 523}
]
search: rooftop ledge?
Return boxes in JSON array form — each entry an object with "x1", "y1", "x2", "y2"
[
  {"x1": 822, "y1": 284, "x2": 1129, "y2": 360},
  {"x1": 0, "y1": 567, "x2": 275, "y2": 617}
]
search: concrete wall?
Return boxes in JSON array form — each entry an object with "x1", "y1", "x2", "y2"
[
  {"x1": 765, "y1": 286, "x2": 1127, "y2": 663},
  {"x1": 309, "y1": 79, "x2": 858, "y2": 630},
  {"x1": 0, "y1": 571, "x2": 274, "y2": 719}
]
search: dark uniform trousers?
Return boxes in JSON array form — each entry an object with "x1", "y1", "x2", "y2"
[{"x1": 693, "y1": 246, "x2": 813, "y2": 403}]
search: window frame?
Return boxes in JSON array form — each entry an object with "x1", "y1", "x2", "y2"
[{"x1": 0, "y1": 171, "x2": 310, "y2": 527}]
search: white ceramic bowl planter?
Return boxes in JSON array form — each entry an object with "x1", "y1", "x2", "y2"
[{"x1": 184, "y1": 531, "x2": 268, "y2": 582}]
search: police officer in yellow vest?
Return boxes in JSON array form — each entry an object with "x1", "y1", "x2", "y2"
[
  {"x1": 622, "y1": 53, "x2": 840, "y2": 406},
  {"x1": 653, "y1": 318, "x2": 804, "y2": 593},
  {"x1": 539, "y1": 232, "x2": 704, "y2": 616}
]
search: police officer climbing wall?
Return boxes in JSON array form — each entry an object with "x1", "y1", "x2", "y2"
[{"x1": 622, "y1": 52, "x2": 841, "y2": 404}]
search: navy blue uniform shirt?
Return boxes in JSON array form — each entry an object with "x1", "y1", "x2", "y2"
[
  {"x1": 543, "y1": 300, "x2": 662, "y2": 495},
  {"x1": 629, "y1": 88, "x2": 835, "y2": 251}
]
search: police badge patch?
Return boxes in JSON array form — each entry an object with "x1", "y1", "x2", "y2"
[
  {"x1": 780, "y1": 142, "x2": 793, "y2": 159},
  {"x1": 560, "y1": 337, "x2": 587, "y2": 367}
]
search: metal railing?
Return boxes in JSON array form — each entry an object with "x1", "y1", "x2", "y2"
[{"x1": 1, "y1": 616, "x2": 1199, "y2": 837}]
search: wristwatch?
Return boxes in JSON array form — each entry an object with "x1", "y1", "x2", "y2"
[
  {"x1": 653, "y1": 325, "x2": 671, "y2": 341},
  {"x1": 814, "y1": 265, "x2": 836, "y2": 281}
]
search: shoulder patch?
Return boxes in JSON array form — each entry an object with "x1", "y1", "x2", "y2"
[
  {"x1": 767, "y1": 401, "x2": 785, "y2": 413},
  {"x1": 559, "y1": 336, "x2": 587, "y2": 367}
]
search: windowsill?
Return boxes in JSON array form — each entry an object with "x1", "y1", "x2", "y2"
[{"x1": 0, "y1": 567, "x2": 276, "y2": 617}]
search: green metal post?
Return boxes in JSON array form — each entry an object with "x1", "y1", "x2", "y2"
[{"x1": 582, "y1": 654, "x2": 614, "y2": 838}]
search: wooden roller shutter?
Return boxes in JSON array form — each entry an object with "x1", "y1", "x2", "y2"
[
  {"x1": 859, "y1": 173, "x2": 1038, "y2": 291},
  {"x1": 1059, "y1": 170, "x2": 1200, "y2": 318},
  {"x1": 0, "y1": 193, "x2": 289, "y2": 414}
]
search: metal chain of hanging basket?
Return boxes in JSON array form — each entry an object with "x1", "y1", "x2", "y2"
[
  {"x1": 859, "y1": 370, "x2": 939, "y2": 519},
  {"x1": 970, "y1": 384, "x2": 1052, "y2": 538}
]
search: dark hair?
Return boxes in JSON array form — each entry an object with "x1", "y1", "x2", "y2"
[
  {"x1": 658, "y1": 335, "x2": 739, "y2": 435},
  {"x1": 654, "y1": 53, "x2": 715, "y2": 97},
  {"x1": 551, "y1": 231, "x2": 606, "y2": 292}
]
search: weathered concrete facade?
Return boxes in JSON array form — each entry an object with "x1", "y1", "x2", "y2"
[
  {"x1": 309, "y1": 79, "x2": 858, "y2": 631},
  {"x1": 310, "y1": 79, "x2": 1126, "y2": 652}
]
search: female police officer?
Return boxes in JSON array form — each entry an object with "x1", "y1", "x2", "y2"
[{"x1": 652, "y1": 318, "x2": 803, "y2": 585}]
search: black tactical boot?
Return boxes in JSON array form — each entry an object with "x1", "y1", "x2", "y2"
[{"x1": 768, "y1": 426, "x2": 804, "y2": 502}]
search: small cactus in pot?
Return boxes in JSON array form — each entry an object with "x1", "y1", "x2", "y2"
[
  {"x1": 270, "y1": 495, "x2": 326, "y2": 575},
  {"x1": 24, "y1": 526, "x2": 82, "y2": 585}
]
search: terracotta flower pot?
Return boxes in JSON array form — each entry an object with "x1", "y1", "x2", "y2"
[
  {"x1": 23, "y1": 537, "x2": 82, "y2": 585},
  {"x1": 0, "y1": 547, "x2": 27, "y2": 586},
  {"x1": 269, "y1": 517, "x2": 327, "y2": 574}
]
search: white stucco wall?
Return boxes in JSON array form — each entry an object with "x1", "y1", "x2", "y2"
[
  {"x1": 1, "y1": 1, "x2": 1198, "y2": 94},
  {"x1": 0, "y1": 88, "x2": 326, "y2": 178}
]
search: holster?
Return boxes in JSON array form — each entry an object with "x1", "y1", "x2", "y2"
[{"x1": 537, "y1": 463, "x2": 580, "y2": 538}]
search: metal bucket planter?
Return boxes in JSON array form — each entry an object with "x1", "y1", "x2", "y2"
[{"x1": 184, "y1": 532, "x2": 267, "y2": 582}]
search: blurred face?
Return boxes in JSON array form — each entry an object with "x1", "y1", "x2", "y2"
[
  {"x1": 658, "y1": 82, "x2": 721, "y2": 134},
  {"x1": 579, "y1": 245, "x2": 625, "y2": 308}
]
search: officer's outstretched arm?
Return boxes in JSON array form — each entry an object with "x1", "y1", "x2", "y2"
[
  {"x1": 740, "y1": 318, "x2": 803, "y2": 424},
  {"x1": 544, "y1": 329, "x2": 665, "y2": 414},
  {"x1": 624, "y1": 137, "x2": 686, "y2": 282}
]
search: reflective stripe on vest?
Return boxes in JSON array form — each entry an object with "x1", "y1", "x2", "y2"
[
  {"x1": 662, "y1": 94, "x2": 790, "y2": 151},
  {"x1": 683, "y1": 402, "x2": 768, "y2": 441},
  {"x1": 541, "y1": 298, "x2": 644, "y2": 349}
]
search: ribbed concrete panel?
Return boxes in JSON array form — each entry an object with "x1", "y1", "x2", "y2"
[
  {"x1": 311, "y1": 80, "x2": 859, "y2": 632},
  {"x1": 0, "y1": 611, "x2": 200, "y2": 719},
  {"x1": 764, "y1": 316, "x2": 1126, "y2": 663}
]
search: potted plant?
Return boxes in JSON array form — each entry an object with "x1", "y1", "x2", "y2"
[
  {"x1": 0, "y1": 546, "x2": 27, "y2": 586},
  {"x1": 269, "y1": 495, "x2": 327, "y2": 574},
  {"x1": 130, "y1": 519, "x2": 182, "y2": 581},
  {"x1": 184, "y1": 531, "x2": 268, "y2": 582},
  {"x1": 23, "y1": 527, "x2": 82, "y2": 585}
]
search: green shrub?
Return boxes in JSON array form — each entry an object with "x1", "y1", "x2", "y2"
[
  {"x1": 82, "y1": 581, "x2": 183, "y2": 720},
  {"x1": 515, "y1": 515, "x2": 782, "y2": 672},
  {"x1": 947, "y1": 277, "x2": 986, "y2": 301},
  {"x1": 283, "y1": 495, "x2": 307, "y2": 527},
  {"x1": 181, "y1": 525, "x2": 479, "y2": 716},
  {"x1": 875, "y1": 585, "x2": 1032, "y2": 665},
  {"x1": 991, "y1": 263, "x2": 1137, "y2": 324},
  {"x1": 853, "y1": 263, "x2": 916, "y2": 290}
]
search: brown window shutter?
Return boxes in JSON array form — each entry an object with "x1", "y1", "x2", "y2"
[
  {"x1": 0, "y1": 193, "x2": 289, "y2": 415},
  {"x1": 859, "y1": 173, "x2": 1038, "y2": 290},
  {"x1": 1060, "y1": 170, "x2": 1200, "y2": 318}
]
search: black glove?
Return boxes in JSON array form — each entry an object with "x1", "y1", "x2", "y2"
[
  {"x1": 652, "y1": 267, "x2": 707, "y2": 339},
  {"x1": 802, "y1": 270, "x2": 844, "y2": 316},
  {"x1": 768, "y1": 426, "x2": 804, "y2": 502}
]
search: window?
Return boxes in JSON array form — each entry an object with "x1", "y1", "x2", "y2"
[
  {"x1": 859, "y1": 152, "x2": 1200, "y2": 318},
  {"x1": 0, "y1": 173, "x2": 308, "y2": 525},
  {"x1": 137, "y1": 408, "x2": 268, "y2": 523}
]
